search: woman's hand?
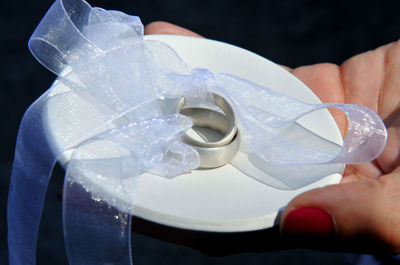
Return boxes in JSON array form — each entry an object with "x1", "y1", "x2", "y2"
[
  {"x1": 144, "y1": 21, "x2": 400, "y2": 254},
  {"x1": 280, "y1": 41, "x2": 400, "y2": 254}
]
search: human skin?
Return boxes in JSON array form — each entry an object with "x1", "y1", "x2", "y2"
[{"x1": 144, "y1": 21, "x2": 400, "y2": 254}]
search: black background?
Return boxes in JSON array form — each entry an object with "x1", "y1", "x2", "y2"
[{"x1": 1, "y1": 0, "x2": 400, "y2": 264}]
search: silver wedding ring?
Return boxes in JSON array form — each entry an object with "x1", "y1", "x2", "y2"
[
  {"x1": 177, "y1": 94, "x2": 237, "y2": 148},
  {"x1": 177, "y1": 94, "x2": 240, "y2": 168}
]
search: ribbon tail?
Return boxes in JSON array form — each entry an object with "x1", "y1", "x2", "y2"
[
  {"x1": 63, "y1": 160, "x2": 133, "y2": 265},
  {"x1": 7, "y1": 94, "x2": 58, "y2": 265}
]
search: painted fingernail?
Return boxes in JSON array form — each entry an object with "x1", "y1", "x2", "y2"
[{"x1": 281, "y1": 208, "x2": 334, "y2": 237}]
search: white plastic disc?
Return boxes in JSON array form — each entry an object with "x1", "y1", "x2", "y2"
[{"x1": 44, "y1": 35, "x2": 343, "y2": 232}]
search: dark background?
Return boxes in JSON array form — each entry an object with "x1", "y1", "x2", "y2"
[{"x1": 1, "y1": 0, "x2": 400, "y2": 264}]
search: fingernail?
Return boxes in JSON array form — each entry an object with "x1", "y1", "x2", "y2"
[{"x1": 281, "y1": 208, "x2": 334, "y2": 237}]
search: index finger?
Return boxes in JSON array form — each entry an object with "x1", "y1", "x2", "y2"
[{"x1": 144, "y1": 21, "x2": 203, "y2": 38}]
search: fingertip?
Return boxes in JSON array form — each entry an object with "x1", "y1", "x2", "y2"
[
  {"x1": 280, "y1": 207, "x2": 335, "y2": 238},
  {"x1": 144, "y1": 21, "x2": 203, "y2": 38},
  {"x1": 279, "y1": 180, "x2": 395, "y2": 250},
  {"x1": 279, "y1": 186, "x2": 337, "y2": 233}
]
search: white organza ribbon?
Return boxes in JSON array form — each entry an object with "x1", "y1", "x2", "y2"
[{"x1": 8, "y1": 0, "x2": 387, "y2": 264}]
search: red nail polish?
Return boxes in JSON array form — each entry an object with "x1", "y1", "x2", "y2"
[{"x1": 282, "y1": 208, "x2": 334, "y2": 237}]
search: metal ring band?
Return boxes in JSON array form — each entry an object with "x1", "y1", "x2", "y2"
[
  {"x1": 176, "y1": 93, "x2": 237, "y2": 148},
  {"x1": 180, "y1": 107, "x2": 240, "y2": 168}
]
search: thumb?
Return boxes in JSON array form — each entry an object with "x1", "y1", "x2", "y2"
[{"x1": 279, "y1": 171, "x2": 400, "y2": 254}]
